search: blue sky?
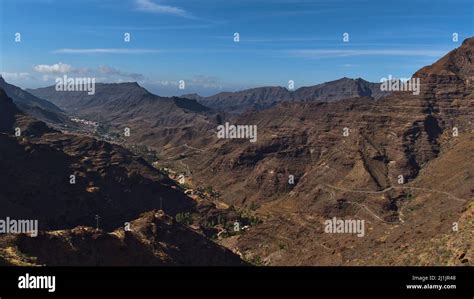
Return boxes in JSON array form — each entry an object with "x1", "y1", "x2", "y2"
[{"x1": 0, "y1": 0, "x2": 473, "y2": 96}]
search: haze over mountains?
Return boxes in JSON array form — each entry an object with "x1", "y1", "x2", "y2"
[{"x1": 1, "y1": 38, "x2": 473, "y2": 266}]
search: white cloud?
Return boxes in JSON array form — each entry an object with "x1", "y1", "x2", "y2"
[
  {"x1": 52, "y1": 48, "x2": 161, "y2": 54},
  {"x1": 134, "y1": 0, "x2": 188, "y2": 17},
  {"x1": 33, "y1": 62, "x2": 72, "y2": 74},
  {"x1": 29, "y1": 63, "x2": 145, "y2": 82}
]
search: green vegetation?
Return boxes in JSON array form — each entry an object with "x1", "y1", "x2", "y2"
[
  {"x1": 203, "y1": 186, "x2": 221, "y2": 199},
  {"x1": 128, "y1": 144, "x2": 159, "y2": 164},
  {"x1": 175, "y1": 212, "x2": 193, "y2": 225},
  {"x1": 251, "y1": 255, "x2": 263, "y2": 266}
]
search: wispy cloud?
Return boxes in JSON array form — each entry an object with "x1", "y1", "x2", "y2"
[
  {"x1": 210, "y1": 35, "x2": 337, "y2": 43},
  {"x1": 342, "y1": 64, "x2": 359, "y2": 68},
  {"x1": 52, "y1": 48, "x2": 162, "y2": 54},
  {"x1": 84, "y1": 24, "x2": 213, "y2": 31},
  {"x1": 287, "y1": 49, "x2": 448, "y2": 58},
  {"x1": 134, "y1": 0, "x2": 189, "y2": 17}
]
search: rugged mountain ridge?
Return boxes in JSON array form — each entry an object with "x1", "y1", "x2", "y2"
[
  {"x1": 184, "y1": 77, "x2": 388, "y2": 113},
  {"x1": 28, "y1": 82, "x2": 217, "y2": 150},
  {"x1": 29, "y1": 82, "x2": 210, "y2": 116},
  {"x1": 185, "y1": 37, "x2": 473, "y2": 206}
]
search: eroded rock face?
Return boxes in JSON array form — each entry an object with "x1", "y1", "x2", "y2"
[
  {"x1": 185, "y1": 38, "x2": 473, "y2": 205},
  {"x1": 168, "y1": 38, "x2": 473, "y2": 265}
]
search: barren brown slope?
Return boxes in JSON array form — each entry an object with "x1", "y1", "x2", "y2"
[
  {"x1": 163, "y1": 38, "x2": 473, "y2": 265},
  {"x1": 180, "y1": 37, "x2": 473, "y2": 206},
  {"x1": 231, "y1": 130, "x2": 473, "y2": 266}
]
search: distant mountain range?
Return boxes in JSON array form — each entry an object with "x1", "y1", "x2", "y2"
[
  {"x1": 28, "y1": 81, "x2": 216, "y2": 151},
  {"x1": 26, "y1": 77, "x2": 389, "y2": 120},
  {"x1": 183, "y1": 77, "x2": 389, "y2": 113},
  {"x1": 29, "y1": 82, "x2": 210, "y2": 115},
  {"x1": 24, "y1": 77, "x2": 391, "y2": 154}
]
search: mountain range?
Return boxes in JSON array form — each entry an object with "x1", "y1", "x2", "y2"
[
  {"x1": 182, "y1": 37, "x2": 474, "y2": 265},
  {"x1": 1, "y1": 37, "x2": 473, "y2": 266},
  {"x1": 183, "y1": 77, "x2": 388, "y2": 113}
]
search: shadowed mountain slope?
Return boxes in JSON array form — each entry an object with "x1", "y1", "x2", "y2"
[{"x1": 0, "y1": 76, "x2": 69, "y2": 126}]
